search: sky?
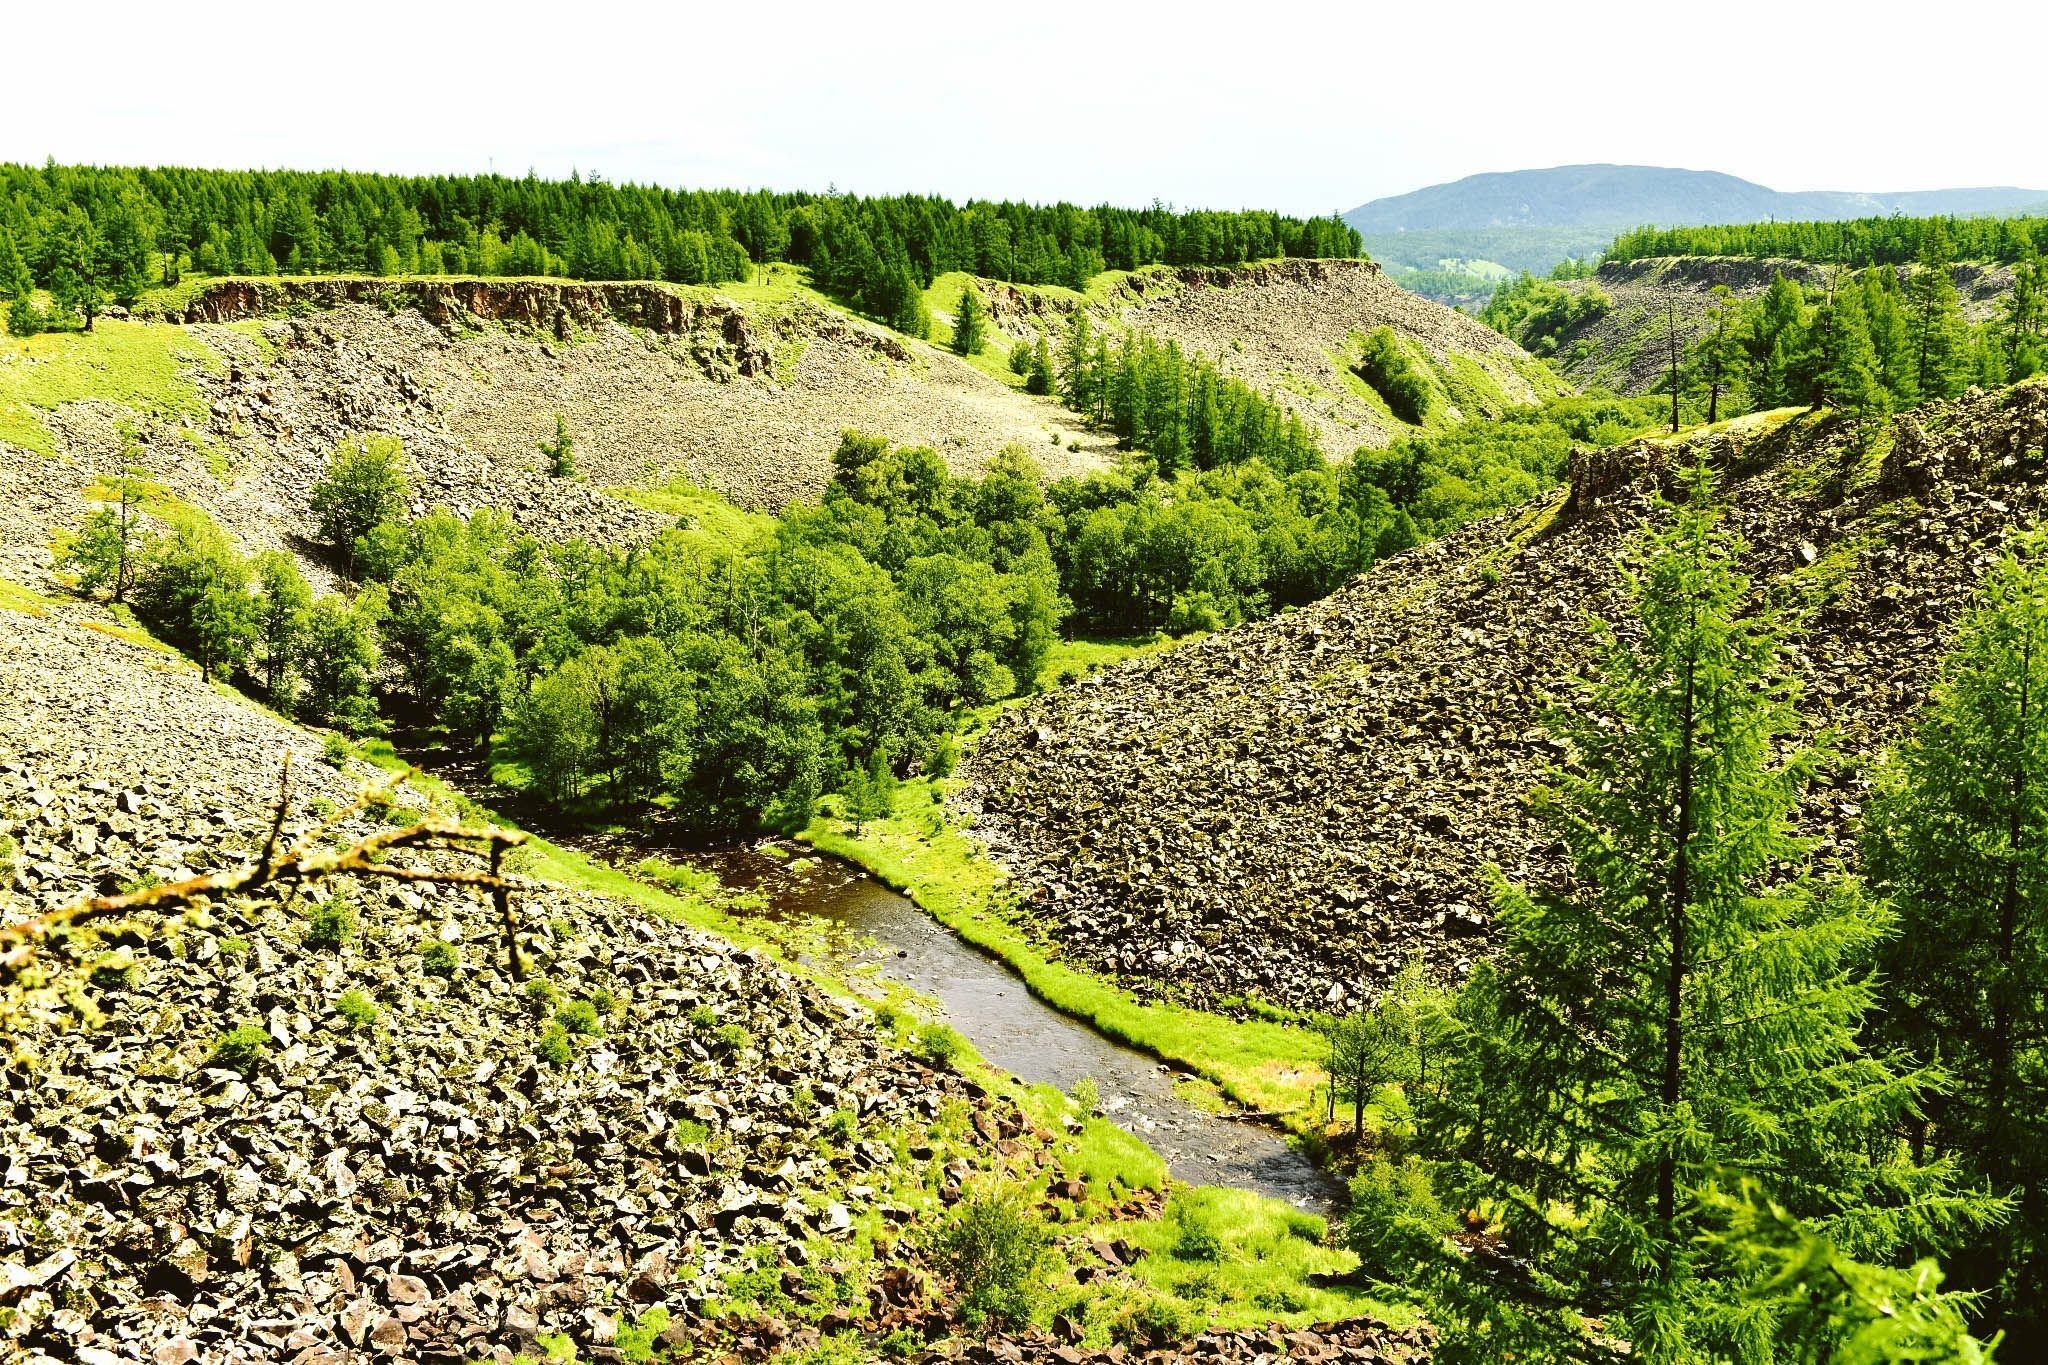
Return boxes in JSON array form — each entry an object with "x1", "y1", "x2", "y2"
[{"x1": 10, "y1": 0, "x2": 2044, "y2": 215}]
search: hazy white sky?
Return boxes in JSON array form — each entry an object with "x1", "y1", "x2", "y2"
[{"x1": 11, "y1": 0, "x2": 2044, "y2": 214}]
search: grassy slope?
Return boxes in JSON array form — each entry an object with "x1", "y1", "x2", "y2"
[
  {"x1": 606, "y1": 476, "x2": 776, "y2": 554},
  {"x1": 0, "y1": 320, "x2": 223, "y2": 455}
]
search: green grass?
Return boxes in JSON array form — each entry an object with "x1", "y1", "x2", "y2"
[
  {"x1": 0, "y1": 577, "x2": 57, "y2": 616},
  {"x1": 800, "y1": 778, "x2": 1329, "y2": 1124},
  {"x1": 1101, "y1": 1186, "x2": 1411, "y2": 1332},
  {"x1": 606, "y1": 475, "x2": 773, "y2": 556},
  {"x1": 1034, "y1": 633, "x2": 1183, "y2": 690},
  {"x1": 0, "y1": 321, "x2": 223, "y2": 455}
]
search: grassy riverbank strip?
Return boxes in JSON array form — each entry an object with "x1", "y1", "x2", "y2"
[{"x1": 800, "y1": 777, "x2": 1330, "y2": 1129}]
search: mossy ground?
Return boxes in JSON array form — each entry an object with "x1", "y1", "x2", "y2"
[{"x1": 607, "y1": 475, "x2": 776, "y2": 556}]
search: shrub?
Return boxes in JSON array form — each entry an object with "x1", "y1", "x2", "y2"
[
  {"x1": 210, "y1": 1024, "x2": 272, "y2": 1076},
  {"x1": 1071, "y1": 1076, "x2": 1101, "y2": 1117},
  {"x1": 587, "y1": 984, "x2": 618, "y2": 1017},
  {"x1": 419, "y1": 938, "x2": 459, "y2": 977},
  {"x1": 933, "y1": 1182, "x2": 1051, "y2": 1328},
  {"x1": 523, "y1": 978, "x2": 558, "y2": 1011},
  {"x1": 322, "y1": 733, "x2": 352, "y2": 767},
  {"x1": 1168, "y1": 1196, "x2": 1224, "y2": 1262},
  {"x1": 90, "y1": 952, "x2": 139, "y2": 992},
  {"x1": 305, "y1": 896, "x2": 356, "y2": 949},
  {"x1": 537, "y1": 1022, "x2": 574, "y2": 1067},
  {"x1": 613, "y1": 1306, "x2": 668, "y2": 1364},
  {"x1": 673, "y1": 1117, "x2": 710, "y2": 1148},
  {"x1": 826, "y1": 1107, "x2": 859, "y2": 1143},
  {"x1": 714, "y1": 1022, "x2": 755, "y2": 1053},
  {"x1": 914, "y1": 1022, "x2": 967, "y2": 1069},
  {"x1": 1110, "y1": 1289, "x2": 1203, "y2": 1349},
  {"x1": 216, "y1": 935, "x2": 249, "y2": 957},
  {"x1": 335, "y1": 988, "x2": 379, "y2": 1028},
  {"x1": 688, "y1": 1004, "x2": 721, "y2": 1030},
  {"x1": 555, "y1": 999, "x2": 603, "y2": 1037},
  {"x1": 1343, "y1": 1154, "x2": 1452, "y2": 1282}
]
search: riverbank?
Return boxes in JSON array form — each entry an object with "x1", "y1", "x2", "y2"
[{"x1": 800, "y1": 777, "x2": 1334, "y2": 1135}]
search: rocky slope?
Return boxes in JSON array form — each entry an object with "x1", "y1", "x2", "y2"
[
  {"x1": 0, "y1": 278, "x2": 1113, "y2": 594},
  {"x1": 977, "y1": 260, "x2": 1557, "y2": 455},
  {"x1": 0, "y1": 602, "x2": 1017, "y2": 1364},
  {"x1": 1552, "y1": 256, "x2": 2019, "y2": 395},
  {"x1": 956, "y1": 380, "x2": 2048, "y2": 1013}
]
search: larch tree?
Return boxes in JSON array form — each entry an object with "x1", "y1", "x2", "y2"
[
  {"x1": 1867, "y1": 528, "x2": 2048, "y2": 1347},
  {"x1": 951, "y1": 285, "x2": 986, "y2": 356},
  {"x1": 1428, "y1": 469, "x2": 1989, "y2": 1362}
]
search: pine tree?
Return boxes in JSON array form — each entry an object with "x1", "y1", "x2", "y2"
[
  {"x1": 1819, "y1": 276, "x2": 1884, "y2": 418},
  {"x1": 1429, "y1": 471, "x2": 1983, "y2": 1361},
  {"x1": 538, "y1": 413, "x2": 576, "y2": 478},
  {"x1": 1868, "y1": 529, "x2": 2048, "y2": 1345},
  {"x1": 950, "y1": 285, "x2": 985, "y2": 356}
]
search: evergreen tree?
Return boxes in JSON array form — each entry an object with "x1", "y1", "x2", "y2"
[
  {"x1": 1817, "y1": 275, "x2": 1885, "y2": 418},
  {"x1": 1742, "y1": 272, "x2": 1808, "y2": 408},
  {"x1": 1059, "y1": 309, "x2": 1095, "y2": 410},
  {"x1": 49, "y1": 207, "x2": 110, "y2": 331},
  {"x1": 1906, "y1": 222, "x2": 1970, "y2": 401},
  {"x1": 951, "y1": 285, "x2": 986, "y2": 356},
  {"x1": 1428, "y1": 472, "x2": 1982, "y2": 1361},
  {"x1": 1691, "y1": 284, "x2": 1745, "y2": 424},
  {"x1": 0, "y1": 230, "x2": 31, "y2": 301},
  {"x1": 1868, "y1": 529, "x2": 2048, "y2": 1347},
  {"x1": 538, "y1": 413, "x2": 576, "y2": 478},
  {"x1": 62, "y1": 454, "x2": 162, "y2": 603},
  {"x1": 1026, "y1": 335, "x2": 1055, "y2": 396},
  {"x1": 1999, "y1": 245, "x2": 2047, "y2": 380}
]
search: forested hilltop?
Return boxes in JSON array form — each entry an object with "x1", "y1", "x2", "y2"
[
  {"x1": 1607, "y1": 209, "x2": 2048, "y2": 266},
  {"x1": 0, "y1": 161, "x2": 1359, "y2": 334},
  {"x1": 1484, "y1": 213, "x2": 2048, "y2": 402}
]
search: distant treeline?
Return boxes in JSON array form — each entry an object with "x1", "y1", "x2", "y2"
[
  {"x1": 0, "y1": 162, "x2": 1360, "y2": 333},
  {"x1": 1606, "y1": 212, "x2": 2048, "y2": 266}
]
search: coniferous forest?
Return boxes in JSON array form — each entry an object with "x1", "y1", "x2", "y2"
[{"x1": 0, "y1": 161, "x2": 1360, "y2": 335}]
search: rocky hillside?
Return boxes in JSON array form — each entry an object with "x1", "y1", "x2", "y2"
[
  {"x1": 1551, "y1": 255, "x2": 2019, "y2": 395},
  {"x1": 978, "y1": 260, "x2": 1558, "y2": 455},
  {"x1": 0, "y1": 275, "x2": 1113, "y2": 591},
  {"x1": 956, "y1": 380, "x2": 2048, "y2": 1014},
  {"x1": 0, "y1": 598, "x2": 1032, "y2": 1363}
]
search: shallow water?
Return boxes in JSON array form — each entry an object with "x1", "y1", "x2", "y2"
[{"x1": 575, "y1": 835, "x2": 1342, "y2": 1213}]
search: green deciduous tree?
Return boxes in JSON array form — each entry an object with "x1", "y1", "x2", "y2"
[
  {"x1": 62, "y1": 456, "x2": 162, "y2": 603},
  {"x1": 299, "y1": 592, "x2": 381, "y2": 732},
  {"x1": 134, "y1": 514, "x2": 259, "y2": 682},
  {"x1": 1427, "y1": 472, "x2": 1985, "y2": 1361},
  {"x1": 309, "y1": 434, "x2": 411, "y2": 578},
  {"x1": 254, "y1": 550, "x2": 313, "y2": 711}
]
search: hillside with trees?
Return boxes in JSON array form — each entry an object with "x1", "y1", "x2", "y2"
[{"x1": 0, "y1": 161, "x2": 1359, "y2": 338}]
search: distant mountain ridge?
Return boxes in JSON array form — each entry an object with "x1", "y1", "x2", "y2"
[{"x1": 1347, "y1": 164, "x2": 2048, "y2": 233}]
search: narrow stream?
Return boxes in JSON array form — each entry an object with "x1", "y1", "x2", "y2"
[{"x1": 574, "y1": 834, "x2": 1343, "y2": 1214}]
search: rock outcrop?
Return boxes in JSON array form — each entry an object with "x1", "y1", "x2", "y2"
[{"x1": 957, "y1": 382, "x2": 2048, "y2": 1013}]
